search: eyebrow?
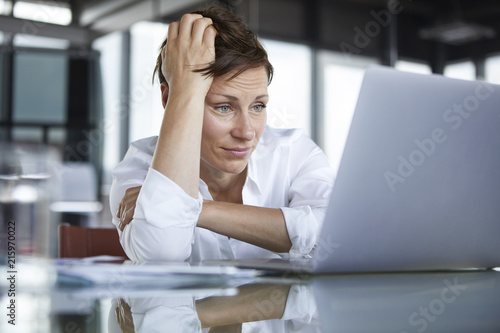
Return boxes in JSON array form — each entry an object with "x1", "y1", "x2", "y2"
[{"x1": 210, "y1": 94, "x2": 269, "y2": 101}]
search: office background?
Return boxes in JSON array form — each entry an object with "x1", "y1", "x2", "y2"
[{"x1": 1, "y1": 0, "x2": 500, "y2": 226}]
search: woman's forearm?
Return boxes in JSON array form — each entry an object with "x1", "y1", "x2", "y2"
[
  {"x1": 151, "y1": 92, "x2": 204, "y2": 198},
  {"x1": 198, "y1": 201, "x2": 292, "y2": 253}
]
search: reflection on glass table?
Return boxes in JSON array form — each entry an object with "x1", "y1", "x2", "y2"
[
  {"x1": 2, "y1": 259, "x2": 499, "y2": 333},
  {"x1": 109, "y1": 283, "x2": 321, "y2": 333},
  {"x1": 313, "y1": 270, "x2": 500, "y2": 333}
]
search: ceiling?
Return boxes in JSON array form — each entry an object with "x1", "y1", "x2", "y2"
[
  {"x1": 1, "y1": 0, "x2": 500, "y2": 66},
  {"x1": 246, "y1": 0, "x2": 500, "y2": 66}
]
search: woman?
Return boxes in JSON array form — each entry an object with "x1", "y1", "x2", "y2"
[{"x1": 110, "y1": 5, "x2": 334, "y2": 262}]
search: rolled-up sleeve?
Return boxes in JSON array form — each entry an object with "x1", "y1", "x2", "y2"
[
  {"x1": 281, "y1": 137, "x2": 334, "y2": 256},
  {"x1": 109, "y1": 138, "x2": 202, "y2": 262},
  {"x1": 121, "y1": 168, "x2": 203, "y2": 261},
  {"x1": 280, "y1": 206, "x2": 318, "y2": 256}
]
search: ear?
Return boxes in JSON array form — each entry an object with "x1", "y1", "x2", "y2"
[{"x1": 160, "y1": 82, "x2": 169, "y2": 109}]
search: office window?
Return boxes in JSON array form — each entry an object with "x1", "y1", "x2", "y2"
[
  {"x1": 261, "y1": 39, "x2": 312, "y2": 135},
  {"x1": 13, "y1": 51, "x2": 68, "y2": 124},
  {"x1": 486, "y1": 55, "x2": 500, "y2": 84},
  {"x1": 395, "y1": 60, "x2": 432, "y2": 74},
  {"x1": 444, "y1": 61, "x2": 475, "y2": 80},
  {"x1": 318, "y1": 51, "x2": 377, "y2": 176},
  {"x1": 129, "y1": 21, "x2": 169, "y2": 143},
  {"x1": 93, "y1": 31, "x2": 123, "y2": 186}
]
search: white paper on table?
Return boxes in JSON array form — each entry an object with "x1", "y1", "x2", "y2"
[{"x1": 56, "y1": 258, "x2": 259, "y2": 287}]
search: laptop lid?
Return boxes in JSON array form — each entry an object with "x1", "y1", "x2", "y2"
[{"x1": 315, "y1": 66, "x2": 500, "y2": 273}]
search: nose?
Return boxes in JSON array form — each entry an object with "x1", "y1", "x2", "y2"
[{"x1": 230, "y1": 111, "x2": 255, "y2": 141}]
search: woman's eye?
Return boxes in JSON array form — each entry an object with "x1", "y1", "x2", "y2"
[
  {"x1": 252, "y1": 104, "x2": 266, "y2": 112},
  {"x1": 215, "y1": 105, "x2": 231, "y2": 113}
]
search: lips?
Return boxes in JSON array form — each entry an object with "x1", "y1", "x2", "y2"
[{"x1": 222, "y1": 147, "x2": 252, "y2": 158}]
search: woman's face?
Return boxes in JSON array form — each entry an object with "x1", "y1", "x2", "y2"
[{"x1": 201, "y1": 66, "x2": 269, "y2": 177}]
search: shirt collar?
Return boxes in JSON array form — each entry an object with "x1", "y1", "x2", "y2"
[
  {"x1": 244, "y1": 125, "x2": 275, "y2": 196},
  {"x1": 245, "y1": 155, "x2": 261, "y2": 195},
  {"x1": 198, "y1": 178, "x2": 213, "y2": 200}
]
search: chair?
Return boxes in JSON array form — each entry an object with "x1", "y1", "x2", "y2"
[{"x1": 58, "y1": 224, "x2": 128, "y2": 259}]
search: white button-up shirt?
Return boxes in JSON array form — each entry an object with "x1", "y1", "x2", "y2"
[{"x1": 110, "y1": 126, "x2": 334, "y2": 262}]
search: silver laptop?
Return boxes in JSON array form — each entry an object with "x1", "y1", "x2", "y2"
[{"x1": 208, "y1": 66, "x2": 500, "y2": 273}]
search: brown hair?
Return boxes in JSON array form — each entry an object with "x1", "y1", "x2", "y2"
[{"x1": 153, "y1": 5, "x2": 273, "y2": 85}]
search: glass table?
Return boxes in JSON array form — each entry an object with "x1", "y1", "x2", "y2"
[{"x1": 1, "y1": 260, "x2": 499, "y2": 332}]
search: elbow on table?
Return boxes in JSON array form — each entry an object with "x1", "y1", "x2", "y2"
[
  {"x1": 120, "y1": 226, "x2": 193, "y2": 262},
  {"x1": 124, "y1": 240, "x2": 192, "y2": 262}
]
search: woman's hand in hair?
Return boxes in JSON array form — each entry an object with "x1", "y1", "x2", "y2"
[{"x1": 162, "y1": 13, "x2": 217, "y2": 97}]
